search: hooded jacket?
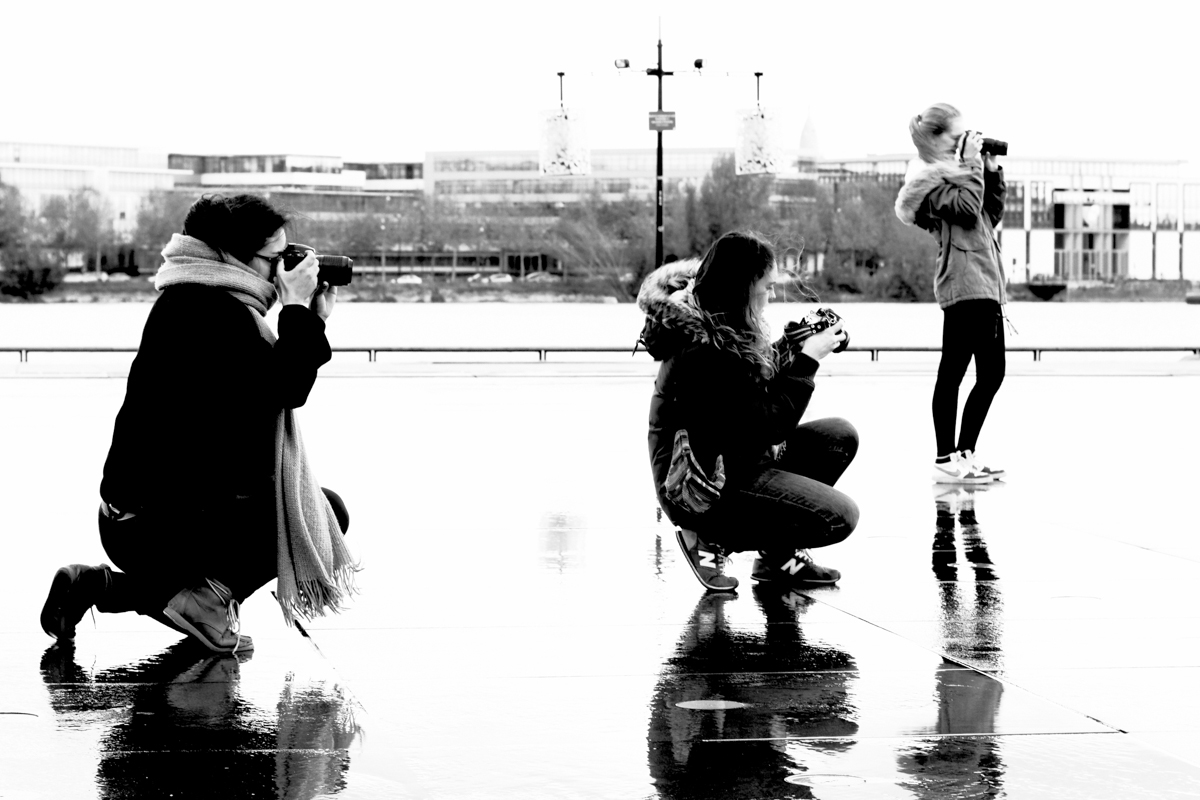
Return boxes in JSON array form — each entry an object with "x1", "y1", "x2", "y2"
[
  {"x1": 638, "y1": 260, "x2": 820, "y2": 523},
  {"x1": 894, "y1": 157, "x2": 1007, "y2": 309}
]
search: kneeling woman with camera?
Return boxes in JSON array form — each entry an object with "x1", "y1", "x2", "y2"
[
  {"x1": 639, "y1": 231, "x2": 860, "y2": 592},
  {"x1": 40, "y1": 193, "x2": 356, "y2": 653}
]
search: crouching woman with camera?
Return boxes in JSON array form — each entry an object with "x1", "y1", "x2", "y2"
[
  {"x1": 895, "y1": 103, "x2": 1008, "y2": 485},
  {"x1": 40, "y1": 193, "x2": 357, "y2": 653},
  {"x1": 639, "y1": 231, "x2": 860, "y2": 592}
]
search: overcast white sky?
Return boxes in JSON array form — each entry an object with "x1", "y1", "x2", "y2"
[{"x1": 5, "y1": 0, "x2": 1198, "y2": 163}]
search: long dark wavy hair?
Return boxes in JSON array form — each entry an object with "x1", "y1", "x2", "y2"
[{"x1": 691, "y1": 231, "x2": 777, "y2": 376}]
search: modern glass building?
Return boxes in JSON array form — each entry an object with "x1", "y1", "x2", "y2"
[
  {"x1": 0, "y1": 142, "x2": 184, "y2": 237},
  {"x1": 7, "y1": 138, "x2": 1199, "y2": 283},
  {"x1": 425, "y1": 148, "x2": 748, "y2": 206}
]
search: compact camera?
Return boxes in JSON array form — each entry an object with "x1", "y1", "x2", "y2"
[
  {"x1": 279, "y1": 244, "x2": 355, "y2": 286},
  {"x1": 784, "y1": 307, "x2": 849, "y2": 354}
]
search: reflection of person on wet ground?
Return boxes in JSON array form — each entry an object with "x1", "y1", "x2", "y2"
[
  {"x1": 39, "y1": 194, "x2": 357, "y2": 655},
  {"x1": 639, "y1": 231, "x2": 860, "y2": 592},
  {"x1": 896, "y1": 485, "x2": 1006, "y2": 797},
  {"x1": 931, "y1": 485, "x2": 1003, "y2": 665},
  {"x1": 647, "y1": 589, "x2": 858, "y2": 798},
  {"x1": 40, "y1": 641, "x2": 360, "y2": 799}
]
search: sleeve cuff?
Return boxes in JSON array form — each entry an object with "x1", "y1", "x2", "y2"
[
  {"x1": 788, "y1": 352, "x2": 820, "y2": 379},
  {"x1": 278, "y1": 304, "x2": 327, "y2": 334}
]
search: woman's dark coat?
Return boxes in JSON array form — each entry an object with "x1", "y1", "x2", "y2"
[
  {"x1": 100, "y1": 285, "x2": 331, "y2": 514},
  {"x1": 638, "y1": 261, "x2": 819, "y2": 523}
]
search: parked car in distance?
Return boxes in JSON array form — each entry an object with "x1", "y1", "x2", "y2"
[
  {"x1": 521, "y1": 272, "x2": 562, "y2": 283},
  {"x1": 391, "y1": 274, "x2": 423, "y2": 285},
  {"x1": 483, "y1": 273, "x2": 514, "y2": 284}
]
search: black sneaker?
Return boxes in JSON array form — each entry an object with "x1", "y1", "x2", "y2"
[
  {"x1": 40, "y1": 564, "x2": 113, "y2": 641},
  {"x1": 750, "y1": 549, "x2": 840, "y2": 585},
  {"x1": 675, "y1": 529, "x2": 738, "y2": 592}
]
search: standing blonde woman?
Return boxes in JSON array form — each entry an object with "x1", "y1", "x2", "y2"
[{"x1": 895, "y1": 103, "x2": 1008, "y2": 485}]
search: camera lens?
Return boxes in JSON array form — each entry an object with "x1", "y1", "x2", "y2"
[
  {"x1": 316, "y1": 255, "x2": 354, "y2": 286},
  {"x1": 981, "y1": 138, "x2": 1008, "y2": 157}
]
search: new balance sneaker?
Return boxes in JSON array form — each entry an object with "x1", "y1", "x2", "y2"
[
  {"x1": 164, "y1": 578, "x2": 253, "y2": 654},
  {"x1": 40, "y1": 564, "x2": 114, "y2": 642},
  {"x1": 675, "y1": 529, "x2": 739, "y2": 592},
  {"x1": 932, "y1": 452, "x2": 993, "y2": 485},
  {"x1": 751, "y1": 549, "x2": 841, "y2": 584},
  {"x1": 959, "y1": 450, "x2": 1005, "y2": 481}
]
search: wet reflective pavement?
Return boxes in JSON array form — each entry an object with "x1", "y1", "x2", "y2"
[{"x1": 3, "y1": 362, "x2": 1200, "y2": 798}]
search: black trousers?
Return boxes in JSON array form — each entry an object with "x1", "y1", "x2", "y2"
[
  {"x1": 97, "y1": 488, "x2": 349, "y2": 618},
  {"x1": 932, "y1": 299, "x2": 1006, "y2": 456},
  {"x1": 690, "y1": 418, "x2": 860, "y2": 556}
]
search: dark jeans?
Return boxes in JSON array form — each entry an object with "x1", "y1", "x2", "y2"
[
  {"x1": 933, "y1": 300, "x2": 1006, "y2": 456},
  {"x1": 696, "y1": 417, "x2": 860, "y2": 555},
  {"x1": 97, "y1": 488, "x2": 349, "y2": 619}
]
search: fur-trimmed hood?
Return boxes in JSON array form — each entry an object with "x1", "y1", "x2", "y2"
[
  {"x1": 636, "y1": 258, "x2": 775, "y2": 373},
  {"x1": 894, "y1": 158, "x2": 976, "y2": 225},
  {"x1": 636, "y1": 259, "x2": 708, "y2": 360}
]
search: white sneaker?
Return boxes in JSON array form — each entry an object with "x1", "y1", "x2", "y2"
[
  {"x1": 960, "y1": 449, "x2": 1005, "y2": 481},
  {"x1": 932, "y1": 452, "x2": 992, "y2": 485}
]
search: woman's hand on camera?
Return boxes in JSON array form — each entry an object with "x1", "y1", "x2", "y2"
[
  {"x1": 276, "y1": 251, "x2": 320, "y2": 307},
  {"x1": 311, "y1": 283, "x2": 337, "y2": 321},
  {"x1": 961, "y1": 130, "x2": 984, "y2": 163},
  {"x1": 800, "y1": 322, "x2": 847, "y2": 361}
]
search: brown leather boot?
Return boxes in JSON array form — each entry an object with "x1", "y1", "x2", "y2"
[{"x1": 163, "y1": 578, "x2": 253, "y2": 654}]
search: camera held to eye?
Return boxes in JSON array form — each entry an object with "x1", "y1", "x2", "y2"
[
  {"x1": 784, "y1": 308, "x2": 849, "y2": 354},
  {"x1": 279, "y1": 244, "x2": 354, "y2": 286},
  {"x1": 961, "y1": 130, "x2": 1008, "y2": 157},
  {"x1": 980, "y1": 136, "x2": 1008, "y2": 156}
]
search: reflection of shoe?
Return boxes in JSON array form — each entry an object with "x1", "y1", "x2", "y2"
[
  {"x1": 40, "y1": 642, "x2": 89, "y2": 685},
  {"x1": 932, "y1": 452, "x2": 992, "y2": 484},
  {"x1": 163, "y1": 578, "x2": 253, "y2": 654},
  {"x1": 960, "y1": 450, "x2": 1005, "y2": 480},
  {"x1": 932, "y1": 482, "x2": 1001, "y2": 506},
  {"x1": 752, "y1": 582, "x2": 814, "y2": 615},
  {"x1": 675, "y1": 529, "x2": 738, "y2": 592},
  {"x1": 751, "y1": 549, "x2": 840, "y2": 584},
  {"x1": 40, "y1": 564, "x2": 113, "y2": 641},
  {"x1": 166, "y1": 656, "x2": 242, "y2": 718}
]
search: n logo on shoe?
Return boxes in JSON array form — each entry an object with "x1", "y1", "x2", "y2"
[
  {"x1": 698, "y1": 550, "x2": 717, "y2": 569},
  {"x1": 781, "y1": 556, "x2": 806, "y2": 575},
  {"x1": 781, "y1": 590, "x2": 806, "y2": 610}
]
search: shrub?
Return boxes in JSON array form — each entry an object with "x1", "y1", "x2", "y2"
[{"x1": 0, "y1": 248, "x2": 63, "y2": 299}]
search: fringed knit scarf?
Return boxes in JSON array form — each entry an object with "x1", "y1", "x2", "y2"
[{"x1": 158, "y1": 234, "x2": 358, "y2": 625}]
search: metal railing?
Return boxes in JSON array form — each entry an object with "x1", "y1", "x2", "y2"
[{"x1": 3, "y1": 345, "x2": 1198, "y2": 364}]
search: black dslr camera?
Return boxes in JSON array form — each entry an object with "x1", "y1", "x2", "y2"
[
  {"x1": 784, "y1": 307, "x2": 849, "y2": 353},
  {"x1": 980, "y1": 137, "x2": 1008, "y2": 156},
  {"x1": 279, "y1": 244, "x2": 355, "y2": 286},
  {"x1": 960, "y1": 130, "x2": 1008, "y2": 158}
]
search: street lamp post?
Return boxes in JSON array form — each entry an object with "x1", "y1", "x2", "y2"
[
  {"x1": 380, "y1": 219, "x2": 386, "y2": 273},
  {"x1": 617, "y1": 36, "x2": 701, "y2": 269},
  {"x1": 646, "y1": 40, "x2": 673, "y2": 269}
]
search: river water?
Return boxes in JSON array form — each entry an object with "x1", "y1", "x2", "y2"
[{"x1": 1, "y1": 300, "x2": 1198, "y2": 351}]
